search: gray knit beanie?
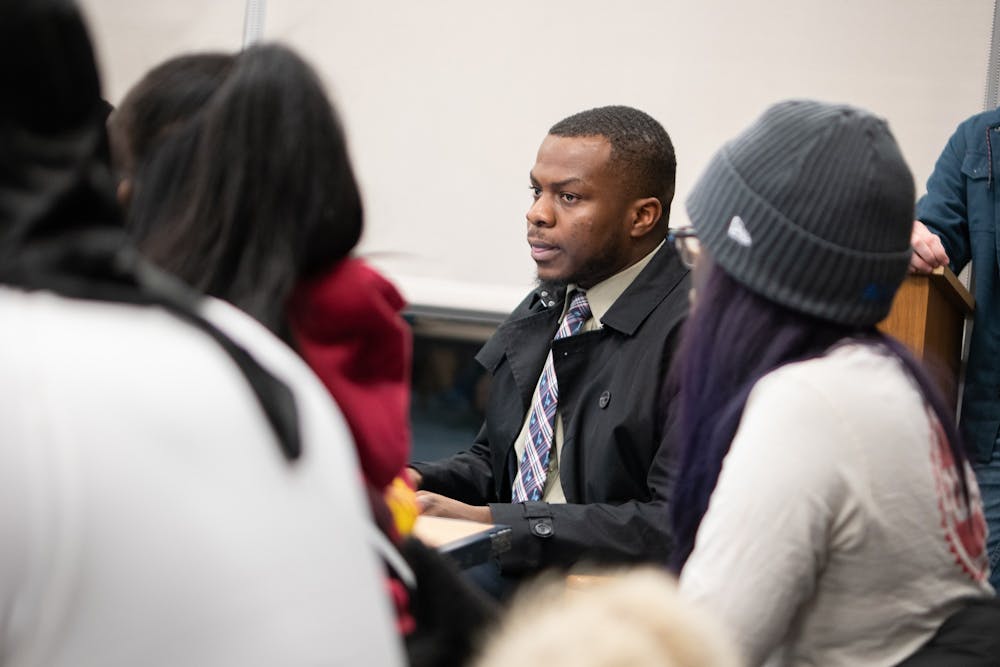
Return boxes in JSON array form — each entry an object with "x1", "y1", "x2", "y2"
[{"x1": 686, "y1": 99, "x2": 915, "y2": 327}]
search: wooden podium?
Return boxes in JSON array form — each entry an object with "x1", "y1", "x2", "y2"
[{"x1": 876, "y1": 266, "x2": 974, "y2": 408}]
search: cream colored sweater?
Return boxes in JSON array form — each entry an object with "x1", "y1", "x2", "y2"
[{"x1": 681, "y1": 343, "x2": 993, "y2": 667}]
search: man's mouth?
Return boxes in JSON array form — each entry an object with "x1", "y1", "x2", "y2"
[{"x1": 529, "y1": 240, "x2": 559, "y2": 262}]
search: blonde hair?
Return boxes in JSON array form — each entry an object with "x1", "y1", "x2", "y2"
[{"x1": 474, "y1": 568, "x2": 742, "y2": 667}]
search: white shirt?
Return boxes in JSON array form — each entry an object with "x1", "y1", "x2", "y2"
[
  {"x1": 0, "y1": 287, "x2": 405, "y2": 667},
  {"x1": 680, "y1": 343, "x2": 993, "y2": 667}
]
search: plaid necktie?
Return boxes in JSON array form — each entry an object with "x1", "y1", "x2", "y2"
[{"x1": 512, "y1": 290, "x2": 592, "y2": 502}]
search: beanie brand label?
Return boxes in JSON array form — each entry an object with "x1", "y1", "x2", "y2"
[
  {"x1": 727, "y1": 216, "x2": 753, "y2": 247},
  {"x1": 861, "y1": 282, "x2": 894, "y2": 304}
]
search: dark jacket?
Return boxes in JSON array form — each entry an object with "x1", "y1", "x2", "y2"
[
  {"x1": 413, "y1": 242, "x2": 690, "y2": 574},
  {"x1": 916, "y1": 107, "x2": 1000, "y2": 463}
]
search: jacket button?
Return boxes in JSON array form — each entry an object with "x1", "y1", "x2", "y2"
[
  {"x1": 532, "y1": 520, "x2": 554, "y2": 538},
  {"x1": 599, "y1": 391, "x2": 611, "y2": 409}
]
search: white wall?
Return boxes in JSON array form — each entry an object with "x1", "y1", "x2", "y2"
[{"x1": 81, "y1": 0, "x2": 994, "y2": 313}]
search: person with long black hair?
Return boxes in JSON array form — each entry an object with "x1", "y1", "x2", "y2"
[
  {"x1": 0, "y1": 1, "x2": 404, "y2": 664},
  {"x1": 109, "y1": 47, "x2": 508, "y2": 665},
  {"x1": 671, "y1": 100, "x2": 995, "y2": 665},
  {"x1": 116, "y1": 47, "x2": 416, "y2": 534}
]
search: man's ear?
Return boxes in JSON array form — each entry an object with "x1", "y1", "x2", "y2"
[{"x1": 629, "y1": 197, "x2": 662, "y2": 238}]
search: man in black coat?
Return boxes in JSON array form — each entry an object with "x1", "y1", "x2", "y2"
[{"x1": 409, "y1": 106, "x2": 690, "y2": 585}]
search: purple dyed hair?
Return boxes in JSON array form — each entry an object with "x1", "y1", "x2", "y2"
[{"x1": 669, "y1": 263, "x2": 968, "y2": 571}]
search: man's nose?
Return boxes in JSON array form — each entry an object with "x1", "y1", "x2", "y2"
[{"x1": 527, "y1": 194, "x2": 554, "y2": 227}]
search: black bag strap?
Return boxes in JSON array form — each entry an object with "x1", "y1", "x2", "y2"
[{"x1": 895, "y1": 596, "x2": 1000, "y2": 667}]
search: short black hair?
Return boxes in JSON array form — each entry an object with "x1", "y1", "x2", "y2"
[
  {"x1": 1, "y1": 0, "x2": 102, "y2": 137},
  {"x1": 1, "y1": 0, "x2": 120, "y2": 250},
  {"x1": 549, "y1": 105, "x2": 676, "y2": 223}
]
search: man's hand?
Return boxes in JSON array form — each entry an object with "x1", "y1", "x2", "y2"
[
  {"x1": 416, "y1": 491, "x2": 493, "y2": 523},
  {"x1": 910, "y1": 220, "x2": 949, "y2": 274},
  {"x1": 405, "y1": 467, "x2": 423, "y2": 489}
]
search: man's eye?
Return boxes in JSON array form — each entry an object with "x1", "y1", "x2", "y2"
[
  {"x1": 560, "y1": 193, "x2": 579, "y2": 203},
  {"x1": 529, "y1": 186, "x2": 541, "y2": 198}
]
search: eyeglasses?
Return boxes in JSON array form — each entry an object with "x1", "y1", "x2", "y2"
[{"x1": 667, "y1": 227, "x2": 701, "y2": 269}]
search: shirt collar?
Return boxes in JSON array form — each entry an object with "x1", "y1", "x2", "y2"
[{"x1": 565, "y1": 240, "x2": 665, "y2": 324}]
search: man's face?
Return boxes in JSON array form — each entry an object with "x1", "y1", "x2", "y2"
[{"x1": 527, "y1": 134, "x2": 636, "y2": 288}]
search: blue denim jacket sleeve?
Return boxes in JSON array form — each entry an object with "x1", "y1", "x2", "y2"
[{"x1": 916, "y1": 123, "x2": 973, "y2": 272}]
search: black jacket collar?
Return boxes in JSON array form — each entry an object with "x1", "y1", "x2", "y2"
[
  {"x1": 478, "y1": 241, "x2": 689, "y2": 372},
  {"x1": 523, "y1": 240, "x2": 687, "y2": 335}
]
